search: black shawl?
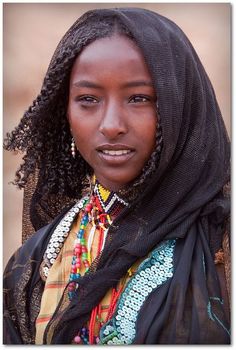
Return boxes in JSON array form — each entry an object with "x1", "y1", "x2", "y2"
[
  {"x1": 4, "y1": 8, "x2": 230, "y2": 344},
  {"x1": 3, "y1": 210, "x2": 68, "y2": 344}
]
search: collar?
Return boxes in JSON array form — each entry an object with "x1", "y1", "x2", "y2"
[{"x1": 92, "y1": 176, "x2": 129, "y2": 217}]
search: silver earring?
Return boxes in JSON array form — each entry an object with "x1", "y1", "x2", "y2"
[{"x1": 71, "y1": 138, "x2": 76, "y2": 158}]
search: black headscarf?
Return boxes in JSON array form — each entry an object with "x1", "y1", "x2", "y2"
[{"x1": 42, "y1": 8, "x2": 230, "y2": 344}]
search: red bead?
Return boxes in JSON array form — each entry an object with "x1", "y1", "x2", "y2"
[
  {"x1": 84, "y1": 260, "x2": 90, "y2": 268},
  {"x1": 81, "y1": 245, "x2": 87, "y2": 253},
  {"x1": 76, "y1": 263, "x2": 81, "y2": 269},
  {"x1": 75, "y1": 247, "x2": 82, "y2": 254},
  {"x1": 71, "y1": 266, "x2": 77, "y2": 273},
  {"x1": 68, "y1": 284, "x2": 75, "y2": 292},
  {"x1": 74, "y1": 335, "x2": 81, "y2": 344},
  {"x1": 85, "y1": 203, "x2": 93, "y2": 212}
]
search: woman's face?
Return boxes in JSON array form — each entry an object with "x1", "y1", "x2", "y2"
[{"x1": 67, "y1": 35, "x2": 157, "y2": 191}]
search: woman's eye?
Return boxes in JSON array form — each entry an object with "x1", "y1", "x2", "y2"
[
  {"x1": 75, "y1": 95, "x2": 98, "y2": 104},
  {"x1": 129, "y1": 95, "x2": 151, "y2": 103}
]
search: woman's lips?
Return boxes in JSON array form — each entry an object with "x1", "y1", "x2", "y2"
[
  {"x1": 97, "y1": 148, "x2": 135, "y2": 164},
  {"x1": 102, "y1": 149, "x2": 131, "y2": 156}
]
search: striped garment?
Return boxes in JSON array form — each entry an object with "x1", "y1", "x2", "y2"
[{"x1": 35, "y1": 212, "x2": 136, "y2": 344}]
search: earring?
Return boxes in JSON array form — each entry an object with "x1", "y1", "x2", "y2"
[{"x1": 71, "y1": 138, "x2": 76, "y2": 158}]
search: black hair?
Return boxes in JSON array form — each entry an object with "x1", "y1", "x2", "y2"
[
  {"x1": 3, "y1": 8, "x2": 230, "y2": 345},
  {"x1": 4, "y1": 12, "x2": 162, "y2": 208}
]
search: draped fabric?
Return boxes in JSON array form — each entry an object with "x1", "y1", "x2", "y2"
[
  {"x1": 44, "y1": 8, "x2": 230, "y2": 344},
  {"x1": 4, "y1": 7, "x2": 230, "y2": 344},
  {"x1": 3, "y1": 212, "x2": 67, "y2": 344},
  {"x1": 3, "y1": 209, "x2": 230, "y2": 344}
]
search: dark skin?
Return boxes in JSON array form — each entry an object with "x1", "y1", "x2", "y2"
[{"x1": 67, "y1": 35, "x2": 157, "y2": 192}]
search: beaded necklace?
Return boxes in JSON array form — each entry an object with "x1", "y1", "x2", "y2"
[{"x1": 66, "y1": 177, "x2": 128, "y2": 344}]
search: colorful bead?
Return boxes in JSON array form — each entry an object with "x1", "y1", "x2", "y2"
[
  {"x1": 41, "y1": 196, "x2": 90, "y2": 280},
  {"x1": 74, "y1": 335, "x2": 81, "y2": 343},
  {"x1": 42, "y1": 176, "x2": 130, "y2": 343}
]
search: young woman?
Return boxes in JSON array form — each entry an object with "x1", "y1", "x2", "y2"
[{"x1": 3, "y1": 7, "x2": 230, "y2": 344}]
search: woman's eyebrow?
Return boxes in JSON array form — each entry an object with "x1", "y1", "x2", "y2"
[
  {"x1": 73, "y1": 80, "x2": 103, "y2": 89},
  {"x1": 72, "y1": 80, "x2": 153, "y2": 89}
]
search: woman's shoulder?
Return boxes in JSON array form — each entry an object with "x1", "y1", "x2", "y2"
[{"x1": 4, "y1": 205, "x2": 73, "y2": 277}]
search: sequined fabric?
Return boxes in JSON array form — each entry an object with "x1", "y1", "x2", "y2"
[{"x1": 100, "y1": 239, "x2": 176, "y2": 344}]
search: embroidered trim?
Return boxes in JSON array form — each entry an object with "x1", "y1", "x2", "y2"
[
  {"x1": 40, "y1": 176, "x2": 130, "y2": 281},
  {"x1": 99, "y1": 239, "x2": 176, "y2": 345},
  {"x1": 13, "y1": 259, "x2": 36, "y2": 344},
  {"x1": 94, "y1": 181, "x2": 128, "y2": 215},
  {"x1": 207, "y1": 297, "x2": 231, "y2": 336}
]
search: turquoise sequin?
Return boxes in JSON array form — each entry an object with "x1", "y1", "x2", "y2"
[{"x1": 99, "y1": 239, "x2": 176, "y2": 345}]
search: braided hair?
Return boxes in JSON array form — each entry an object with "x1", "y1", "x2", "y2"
[
  {"x1": 4, "y1": 8, "x2": 230, "y2": 344},
  {"x1": 4, "y1": 11, "x2": 162, "y2": 225}
]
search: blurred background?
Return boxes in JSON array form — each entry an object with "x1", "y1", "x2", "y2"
[{"x1": 3, "y1": 3, "x2": 231, "y2": 267}]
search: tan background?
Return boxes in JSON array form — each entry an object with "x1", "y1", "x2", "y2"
[{"x1": 3, "y1": 3, "x2": 231, "y2": 267}]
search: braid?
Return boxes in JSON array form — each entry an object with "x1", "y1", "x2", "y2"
[
  {"x1": 4, "y1": 12, "x2": 163, "y2": 222},
  {"x1": 132, "y1": 105, "x2": 163, "y2": 188}
]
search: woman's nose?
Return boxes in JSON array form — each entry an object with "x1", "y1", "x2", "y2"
[{"x1": 99, "y1": 101, "x2": 128, "y2": 140}]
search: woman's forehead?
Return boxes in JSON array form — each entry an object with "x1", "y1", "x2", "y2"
[
  {"x1": 75, "y1": 35, "x2": 143, "y2": 64},
  {"x1": 70, "y1": 35, "x2": 153, "y2": 84}
]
